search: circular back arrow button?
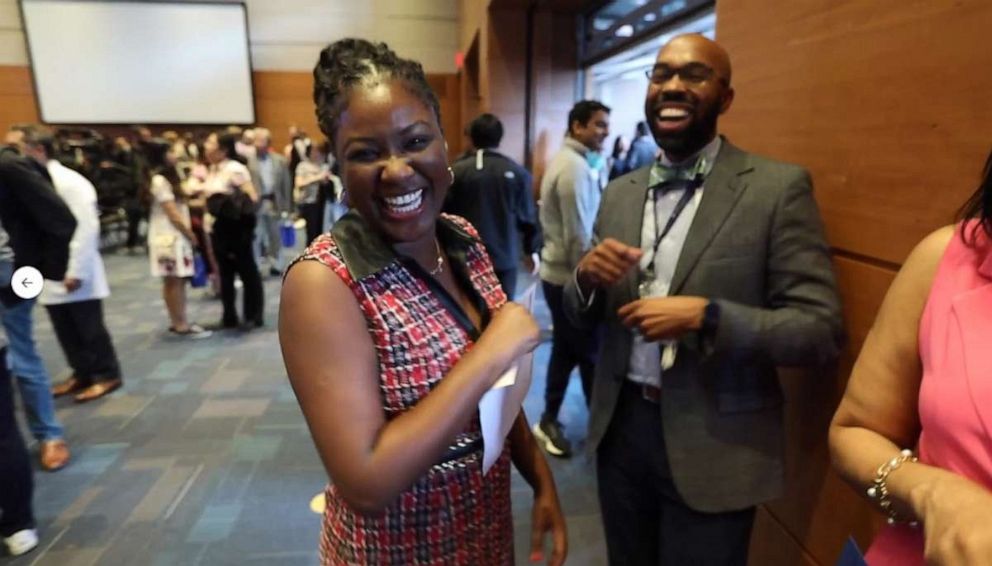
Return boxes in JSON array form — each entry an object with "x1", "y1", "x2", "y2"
[{"x1": 12, "y1": 266, "x2": 43, "y2": 299}]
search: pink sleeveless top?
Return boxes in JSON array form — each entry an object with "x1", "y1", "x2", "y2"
[{"x1": 867, "y1": 222, "x2": 992, "y2": 565}]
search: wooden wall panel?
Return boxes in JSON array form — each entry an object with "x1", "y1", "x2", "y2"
[
  {"x1": 716, "y1": 1, "x2": 989, "y2": 564},
  {"x1": 755, "y1": 258, "x2": 894, "y2": 566},
  {"x1": 718, "y1": 0, "x2": 992, "y2": 265},
  {"x1": 457, "y1": 2, "x2": 578, "y2": 185},
  {"x1": 0, "y1": 65, "x2": 39, "y2": 137}
]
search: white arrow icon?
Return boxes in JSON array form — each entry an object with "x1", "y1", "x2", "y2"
[{"x1": 12, "y1": 266, "x2": 43, "y2": 300}]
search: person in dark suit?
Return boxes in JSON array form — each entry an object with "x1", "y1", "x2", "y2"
[
  {"x1": 0, "y1": 144, "x2": 77, "y2": 472},
  {"x1": 564, "y1": 34, "x2": 843, "y2": 565}
]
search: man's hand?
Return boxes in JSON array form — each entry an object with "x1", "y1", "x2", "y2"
[
  {"x1": 575, "y1": 238, "x2": 643, "y2": 295},
  {"x1": 617, "y1": 296, "x2": 708, "y2": 342},
  {"x1": 63, "y1": 277, "x2": 82, "y2": 292}
]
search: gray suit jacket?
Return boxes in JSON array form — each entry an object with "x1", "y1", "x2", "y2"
[
  {"x1": 248, "y1": 152, "x2": 294, "y2": 214},
  {"x1": 564, "y1": 139, "x2": 843, "y2": 512}
]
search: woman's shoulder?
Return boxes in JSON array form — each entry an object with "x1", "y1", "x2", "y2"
[
  {"x1": 285, "y1": 234, "x2": 349, "y2": 281},
  {"x1": 892, "y1": 224, "x2": 960, "y2": 304},
  {"x1": 222, "y1": 159, "x2": 250, "y2": 175}
]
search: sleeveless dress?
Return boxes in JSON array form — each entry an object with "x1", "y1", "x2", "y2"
[
  {"x1": 866, "y1": 222, "x2": 992, "y2": 565},
  {"x1": 291, "y1": 211, "x2": 514, "y2": 565}
]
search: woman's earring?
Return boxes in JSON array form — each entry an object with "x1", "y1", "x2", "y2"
[{"x1": 448, "y1": 166, "x2": 454, "y2": 184}]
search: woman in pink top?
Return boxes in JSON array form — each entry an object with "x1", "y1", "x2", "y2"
[{"x1": 830, "y1": 150, "x2": 992, "y2": 565}]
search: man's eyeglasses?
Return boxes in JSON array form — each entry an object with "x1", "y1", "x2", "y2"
[{"x1": 645, "y1": 63, "x2": 726, "y2": 86}]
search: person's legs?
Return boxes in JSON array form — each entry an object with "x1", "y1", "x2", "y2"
[
  {"x1": 125, "y1": 203, "x2": 146, "y2": 252},
  {"x1": 213, "y1": 230, "x2": 239, "y2": 327},
  {"x1": 0, "y1": 300, "x2": 63, "y2": 442},
  {"x1": 541, "y1": 282, "x2": 575, "y2": 421},
  {"x1": 254, "y1": 206, "x2": 280, "y2": 271},
  {"x1": 0, "y1": 347, "x2": 36, "y2": 548},
  {"x1": 300, "y1": 202, "x2": 323, "y2": 245},
  {"x1": 575, "y1": 326, "x2": 600, "y2": 406},
  {"x1": 533, "y1": 281, "x2": 575, "y2": 456},
  {"x1": 266, "y1": 209, "x2": 283, "y2": 271},
  {"x1": 596, "y1": 383, "x2": 663, "y2": 566},
  {"x1": 68, "y1": 300, "x2": 122, "y2": 383},
  {"x1": 235, "y1": 226, "x2": 264, "y2": 327},
  {"x1": 162, "y1": 276, "x2": 188, "y2": 330},
  {"x1": 659, "y1": 498, "x2": 755, "y2": 566}
]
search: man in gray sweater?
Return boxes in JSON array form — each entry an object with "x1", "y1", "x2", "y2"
[{"x1": 533, "y1": 100, "x2": 610, "y2": 457}]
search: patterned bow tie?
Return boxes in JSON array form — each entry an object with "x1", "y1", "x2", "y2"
[{"x1": 649, "y1": 155, "x2": 708, "y2": 190}]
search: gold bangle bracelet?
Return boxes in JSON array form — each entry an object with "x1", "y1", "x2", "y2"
[{"x1": 866, "y1": 448, "x2": 919, "y2": 526}]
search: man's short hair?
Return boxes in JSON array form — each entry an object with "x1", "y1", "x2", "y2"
[
  {"x1": 13, "y1": 124, "x2": 56, "y2": 159},
  {"x1": 468, "y1": 113, "x2": 503, "y2": 149},
  {"x1": 567, "y1": 100, "x2": 610, "y2": 134},
  {"x1": 635, "y1": 121, "x2": 649, "y2": 137}
]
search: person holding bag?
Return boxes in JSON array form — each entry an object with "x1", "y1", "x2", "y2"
[
  {"x1": 142, "y1": 139, "x2": 211, "y2": 339},
  {"x1": 202, "y1": 131, "x2": 264, "y2": 331}
]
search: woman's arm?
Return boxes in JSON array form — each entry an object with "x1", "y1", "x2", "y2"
[
  {"x1": 509, "y1": 413, "x2": 567, "y2": 565},
  {"x1": 160, "y1": 200, "x2": 196, "y2": 243},
  {"x1": 279, "y1": 261, "x2": 539, "y2": 514},
  {"x1": 830, "y1": 225, "x2": 992, "y2": 563},
  {"x1": 830, "y1": 226, "x2": 951, "y2": 499},
  {"x1": 239, "y1": 179, "x2": 259, "y2": 203}
]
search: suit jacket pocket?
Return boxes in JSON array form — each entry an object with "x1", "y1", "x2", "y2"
[
  {"x1": 706, "y1": 360, "x2": 784, "y2": 414},
  {"x1": 704, "y1": 242, "x2": 763, "y2": 262}
]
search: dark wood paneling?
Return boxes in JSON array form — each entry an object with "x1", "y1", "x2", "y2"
[{"x1": 749, "y1": 505, "x2": 820, "y2": 566}]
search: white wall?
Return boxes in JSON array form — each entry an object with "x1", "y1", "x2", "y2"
[
  {"x1": 0, "y1": 0, "x2": 458, "y2": 72},
  {"x1": 592, "y1": 73, "x2": 649, "y2": 157}
]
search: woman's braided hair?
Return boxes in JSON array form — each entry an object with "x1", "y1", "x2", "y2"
[{"x1": 313, "y1": 38, "x2": 441, "y2": 149}]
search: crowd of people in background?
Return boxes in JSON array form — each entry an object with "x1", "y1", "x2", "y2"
[
  {"x1": 0, "y1": 121, "x2": 347, "y2": 556},
  {"x1": 5, "y1": 29, "x2": 986, "y2": 565}
]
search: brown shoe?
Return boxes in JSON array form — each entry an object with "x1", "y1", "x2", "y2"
[
  {"x1": 39, "y1": 439, "x2": 70, "y2": 471},
  {"x1": 73, "y1": 379, "x2": 122, "y2": 403},
  {"x1": 52, "y1": 376, "x2": 86, "y2": 398}
]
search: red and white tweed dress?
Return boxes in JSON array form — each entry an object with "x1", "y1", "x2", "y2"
[{"x1": 292, "y1": 212, "x2": 514, "y2": 565}]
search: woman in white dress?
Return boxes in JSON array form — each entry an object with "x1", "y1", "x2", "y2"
[{"x1": 142, "y1": 140, "x2": 211, "y2": 338}]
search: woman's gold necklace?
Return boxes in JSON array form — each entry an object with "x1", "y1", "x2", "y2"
[{"x1": 429, "y1": 238, "x2": 444, "y2": 276}]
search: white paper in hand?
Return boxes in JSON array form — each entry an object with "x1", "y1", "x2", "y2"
[{"x1": 479, "y1": 283, "x2": 537, "y2": 474}]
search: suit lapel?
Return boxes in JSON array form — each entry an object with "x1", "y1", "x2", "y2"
[{"x1": 670, "y1": 141, "x2": 753, "y2": 295}]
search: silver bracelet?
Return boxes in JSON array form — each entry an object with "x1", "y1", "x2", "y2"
[{"x1": 866, "y1": 448, "x2": 919, "y2": 526}]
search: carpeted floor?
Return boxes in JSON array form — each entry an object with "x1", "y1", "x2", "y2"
[{"x1": 7, "y1": 246, "x2": 605, "y2": 565}]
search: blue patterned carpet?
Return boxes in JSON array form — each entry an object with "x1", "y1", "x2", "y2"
[{"x1": 9, "y1": 247, "x2": 605, "y2": 565}]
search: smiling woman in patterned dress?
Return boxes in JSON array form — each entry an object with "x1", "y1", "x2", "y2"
[{"x1": 279, "y1": 38, "x2": 567, "y2": 566}]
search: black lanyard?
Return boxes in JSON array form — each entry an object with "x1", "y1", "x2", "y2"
[{"x1": 644, "y1": 175, "x2": 704, "y2": 274}]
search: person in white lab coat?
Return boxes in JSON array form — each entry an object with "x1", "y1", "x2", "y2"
[{"x1": 19, "y1": 126, "x2": 123, "y2": 403}]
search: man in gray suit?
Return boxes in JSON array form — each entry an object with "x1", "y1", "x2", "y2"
[
  {"x1": 565, "y1": 34, "x2": 842, "y2": 565},
  {"x1": 252, "y1": 128, "x2": 293, "y2": 275}
]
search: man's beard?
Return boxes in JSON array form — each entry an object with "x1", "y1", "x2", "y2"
[{"x1": 653, "y1": 109, "x2": 719, "y2": 158}]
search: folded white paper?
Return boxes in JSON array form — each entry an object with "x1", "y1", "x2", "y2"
[{"x1": 479, "y1": 283, "x2": 537, "y2": 474}]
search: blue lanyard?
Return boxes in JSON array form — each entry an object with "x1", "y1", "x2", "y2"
[{"x1": 645, "y1": 175, "x2": 704, "y2": 274}]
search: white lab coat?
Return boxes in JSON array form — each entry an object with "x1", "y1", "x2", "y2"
[{"x1": 39, "y1": 160, "x2": 110, "y2": 305}]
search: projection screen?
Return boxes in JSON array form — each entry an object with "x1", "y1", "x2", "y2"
[{"x1": 20, "y1": 0, "x2": 255, "y2": 124}]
